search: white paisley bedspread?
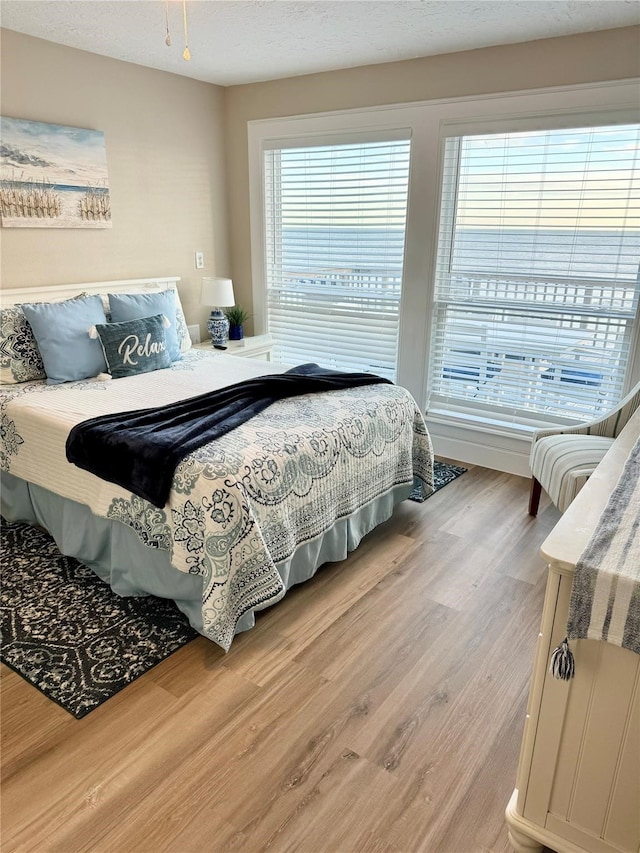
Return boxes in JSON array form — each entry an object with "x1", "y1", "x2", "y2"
[{"x1": 0, "y1": 351, "x2": 434, "y2": 649}]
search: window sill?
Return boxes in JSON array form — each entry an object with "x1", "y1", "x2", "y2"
[
  {"x1": 425, "y1": 409, "x2": 535, "y2": 476},
  {"x1": 426, "y1": 407, "x2": 539, "y2": 440}
]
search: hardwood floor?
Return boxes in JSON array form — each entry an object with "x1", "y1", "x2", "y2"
[{"x1": 1, "y1": 462, "x2": 561, "y2": 853}]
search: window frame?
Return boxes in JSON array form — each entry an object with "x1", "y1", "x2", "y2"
[
  {"x1": 263, "y1": 131, "x2": 411, "y2": 381},
  {"x1": 427, "y1": 123, "x2": 640, "y2": 426},
  {"x1": 248, "y1": 81, "x2": 640, "y2": 470}
]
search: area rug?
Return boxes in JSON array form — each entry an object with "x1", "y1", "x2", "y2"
[
  {"x1": 0, "y1": 463, "x2": 466, "y2": 719},
  {"x1": 0, "y1": 520, "x2": 198, "y2": 719},
  {"x1": 432, "y1": 459, "x2": 467, "y2": 493}
]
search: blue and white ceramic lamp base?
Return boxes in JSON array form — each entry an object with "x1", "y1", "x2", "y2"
[{"x1": 207, "y1": 310, "x2": 229, "y2": 346}]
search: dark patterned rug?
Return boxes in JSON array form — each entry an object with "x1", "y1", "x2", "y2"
[
  {"x1": 0, "y1": 520, "x2": 198, "y2": 718},
  {"x1": 0, "y1": 462, "x2": 466, "y2": 719},
  {"x1": 432, "y1": 459, "x2": 467, "y2": 493}
]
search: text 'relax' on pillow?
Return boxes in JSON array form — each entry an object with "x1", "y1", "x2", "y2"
[
  {"x1": 108, "y1": 291, "x2": 181, "y2": 362},
  {"x1": 21, "y1": 295, "x2": 108, "y2": 385},
  {"x1": 91, "y1": 314, "x2": 172, "y2": 379}
]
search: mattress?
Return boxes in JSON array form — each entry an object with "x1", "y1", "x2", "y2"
[{"x1": 1, "y1": 350, "x2": 434, "y2": 649}]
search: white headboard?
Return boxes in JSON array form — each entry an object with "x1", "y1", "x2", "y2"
[{"x1": 0, "y1": 277, "x2": 181, "y2": 308}]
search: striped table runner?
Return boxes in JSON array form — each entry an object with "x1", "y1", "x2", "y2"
[{"x1": 567, "y1": 436, "x2": 640, "y2": 656}]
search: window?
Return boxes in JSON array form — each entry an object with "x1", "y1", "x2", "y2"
[
  {"x1": 263, "y1": 138, "x2": 411, "y2": 380},
  {"x1": 430, "y1": 124, "x2": 640, "y2": 424}
]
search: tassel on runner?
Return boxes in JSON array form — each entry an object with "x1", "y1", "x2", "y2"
[{"x1": 549, "y1": 637, "x2": 575, "y2": 680}]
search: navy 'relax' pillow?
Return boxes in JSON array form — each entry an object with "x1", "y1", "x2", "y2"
[{"x1": 92, "y1": 314, "x2": 172, "y2": 379}]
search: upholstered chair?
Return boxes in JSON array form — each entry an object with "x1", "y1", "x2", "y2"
[{"x1": 528, "y1": 380, "x2": 640, "y2": 515}]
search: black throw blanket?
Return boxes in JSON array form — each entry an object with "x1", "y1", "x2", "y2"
[{"x1": 66, "y1": 363, "x2": 391, "y2": 508}]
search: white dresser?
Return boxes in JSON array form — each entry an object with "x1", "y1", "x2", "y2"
[{"x1": 506, "y1": 407, "x2": 640, "y2": 853}]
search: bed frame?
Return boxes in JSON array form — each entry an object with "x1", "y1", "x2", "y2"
[{"x1": 1, "y1": 276, "x2": 424, "y2": 647}]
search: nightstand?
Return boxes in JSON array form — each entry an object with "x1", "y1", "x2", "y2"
[{"x1": 193, "y1": 333, "x2": 273, "y2": 361}]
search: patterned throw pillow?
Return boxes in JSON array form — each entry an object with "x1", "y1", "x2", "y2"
[
  {"x1": 93, "y1": 314, "x2": 172, "y2": 379},
  {"x1": 173, "y1": 289, "x2": 192, "y2": 353},
  {"x1": 0, "y1": 306, "x2": 46, "y2": 384}
]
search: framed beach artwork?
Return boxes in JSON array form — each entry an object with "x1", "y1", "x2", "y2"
[{"x1": 0, "y1": 117, "x2": 111, "y2": 228}]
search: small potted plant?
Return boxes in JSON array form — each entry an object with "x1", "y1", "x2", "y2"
[{"x1": 224, "y1": 305, "x2": 249, "y2": 340}]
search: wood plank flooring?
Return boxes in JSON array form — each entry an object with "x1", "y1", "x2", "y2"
[{"x1": 1, "y1": 462, "x2": 561, "y2": 853}]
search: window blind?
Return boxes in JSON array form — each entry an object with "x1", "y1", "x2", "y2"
[
  {"x1": 264, "y1": 139, "x2": 411, "y2": 379},
  {"x1": 430, "y1": 124, "x2": 640, "y2": 423}
]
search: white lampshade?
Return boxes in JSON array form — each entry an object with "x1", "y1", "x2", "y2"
[{"x1": 200, "y1": 277, "x2": 235, "y2": 307}]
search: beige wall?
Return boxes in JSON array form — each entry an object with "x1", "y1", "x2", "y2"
[
  {"x1": 3, "y1": 26, "x2": 638, "y2": 331},
  {"x1": 224, "y1": 26, "x2": 640, "y2": 322},
  {"x1": 0, "y1": 29, "x2": 230, "y2": 329}
]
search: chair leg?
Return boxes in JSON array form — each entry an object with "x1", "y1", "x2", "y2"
[{"x1": 529, "y1": 477, "x2": 542, "y2": 516}]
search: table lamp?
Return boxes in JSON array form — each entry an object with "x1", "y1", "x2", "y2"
[{"x1": 200, "y1": 277, "x2": 235, "y2": 346}]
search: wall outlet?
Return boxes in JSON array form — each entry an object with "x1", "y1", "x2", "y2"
[{"x1": 195, "y1": 251, "x2": 204, "y2": 269}]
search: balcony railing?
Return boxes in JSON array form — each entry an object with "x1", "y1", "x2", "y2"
[
  {"x1": 434, "y1": 269, "x2": 638, "y2": 418},
  {"x1": 269, "y1": 266, "x2": 637, "y2": 418},
  {"x1": 441, "y1": 269, "x2": 638, "y2": 317}
]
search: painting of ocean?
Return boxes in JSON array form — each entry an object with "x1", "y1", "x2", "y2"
[{"x1": 0, "y1": 116, "x2": 111, "y2": 229}]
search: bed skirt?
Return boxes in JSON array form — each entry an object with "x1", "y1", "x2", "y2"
[{"x1": 1, "y1": 471, "x2": 412, "y2": 645}]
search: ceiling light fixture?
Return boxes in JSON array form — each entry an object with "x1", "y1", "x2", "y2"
[
  {"x1": 163, "y1": 0, "x2": 191, "y2": 61},
  {"x1": 182, "y1": 0, "x2": 191, "y2": 61},
  {"x1": 164, "y1": 0, "x2": 171, "y2": 45}
]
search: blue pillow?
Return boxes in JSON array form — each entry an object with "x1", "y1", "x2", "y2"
[
  {"x1": 93, "y1": 314, "x2": 172, "y2": 379},
  {"x1": 21, "y1": 295, "x2": 108, "y2": 384},
  {"x1": 108, "y1": 291, "x2": 181, "y2": 362}
]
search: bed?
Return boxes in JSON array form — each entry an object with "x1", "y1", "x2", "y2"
[{"x1": 0, "y1": 277, "x2": 434, "y2": 650}]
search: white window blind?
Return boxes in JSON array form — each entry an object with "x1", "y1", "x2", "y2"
[
  {"x1": 430, "y1": 124, "x2": 640, "y2": 424},
  {"x1": 264, "y1": 139, "x2": 411, "y2": 379}
]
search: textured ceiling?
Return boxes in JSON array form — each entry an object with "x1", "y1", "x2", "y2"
[{"x1": 1, "y1": 0, "x2": 638, "y2": 86}]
